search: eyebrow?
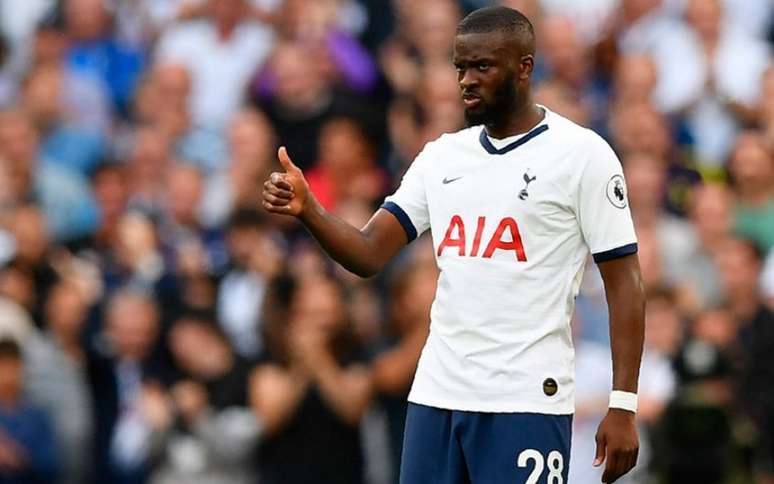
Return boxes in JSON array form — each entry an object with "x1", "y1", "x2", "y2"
[{"x1": 452, "y1": 55, "x2": 498, "y2": 64}]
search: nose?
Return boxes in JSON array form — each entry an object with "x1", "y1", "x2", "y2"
[{"x1": 458, "y1": 69, "x2": 478, "y2": 90}]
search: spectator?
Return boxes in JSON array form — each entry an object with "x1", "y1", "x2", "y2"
[
  {"x1": 0, "y1": 110, "x2": 99, "y2": 242},
  {"x1": 63, "y1": 0, "x2": 147, "y2": 116},
  {"x1": 156, "y1": 0, "x2": 275, "y2": 130},
  {"x1": 2, "y1": 206, "x2": 58, "y2": 327},
  {"x1": 371, "y1": 263, "x2": 435, "y2": 483},
  {"x1": 254, "y1": 39, "x2": 375, "y2": 169},
  {"x1": 201, "y1": 108, "x2": 277, "y2": 227},
  {"x1": 717, "y1": 240, "x2": 774, "y2": 469},
  {"x1": 150, "y1": 314, "x2": 262, "y2": 484},
  {"x1": 538, "y1": 16, "x2": 603, "y2": 127},
  {"x1": 90, "y1": 163, "x2": 131, "y2": 253},
  {"x1": 251, "y1": 275, "x2": 371, "y2": 484},
  {"x1": 159, "y1": 163, "x2": 211, "y2": 257},
  {"x1": 680, "y1": 0, "x2": 771, "y2": 167},
  {"x1": 276, "y1": 0, "x2": 378, "y2": 93},
  {"x1": 100, "y1": 212, "x2": 179, "y2": 313},
  {"x1": 380, "y1": 0, "x2": 460, "y2": 97},
  {"x1": 729, "y1": 132, "x2": 774, "y2": 252},
  {"x1": 217, "y1": 209, "x2": 284, "y2": 359},
  {"x1": 0, "y1": 338, "x2": 59, "y2": 484},
  {"x1": 24, "y1": 279, "x2": 93, "y2": 484},
  {"x1": 86, "y1": 289, "x2": 169, "y2": 484},
  {"x1": 125, "y1": 127, "x2": 174, "y2": 216},
  {"x1": 388, "y1": 61, "x2": 464, "y2": 168},
  {"x1": 22, "y1": 64, "x2": 108, "y2": 174},
  {"x1": 676, "y1": 183, "x2": 733, "y2": 309},
  {"x1": 306, "y1": 117, "x2": 386, "y2": 211},
  {"x1": 29, "y1": 19, "x2": 113, "y2": 134},
  {"x1": 571, "y1": 287, "x2": 676, "y2": 484}
]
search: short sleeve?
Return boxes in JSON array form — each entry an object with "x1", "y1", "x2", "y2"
[
  {"x1": 381, "y1": 147, "x2": 432, "y2": 243},
  {"x1": 577, "y1": 135, "x2": 638, "y2": 264}
]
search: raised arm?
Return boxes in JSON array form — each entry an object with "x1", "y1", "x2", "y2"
[
  {"x1": 593, "y1": 254, "x2": 645, "y2": 483},
  {"x1": 263, "y1": 147, "x2": 408, "y2": 277}
]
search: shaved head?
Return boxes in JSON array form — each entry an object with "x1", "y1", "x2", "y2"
[{"x1": 457, "y1": 6, "x2": 535, "y2": 55}]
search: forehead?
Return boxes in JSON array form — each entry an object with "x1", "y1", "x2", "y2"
[{"x1": 453, "y1": 31, "x2": 519, "y2": 60}]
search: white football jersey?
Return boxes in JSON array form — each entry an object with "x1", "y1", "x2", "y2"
[{"x1": 382, "y1": 107, "x2": 637, "y2": 414}]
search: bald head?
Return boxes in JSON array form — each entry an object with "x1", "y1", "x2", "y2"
[{"x1": 457, "y1": 6, "x2": 535, "y2": 55}]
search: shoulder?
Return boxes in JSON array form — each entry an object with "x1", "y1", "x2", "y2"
[
  {"x1": 161, "y1": 20, "x2": 211, "y2": 39},
  {"x1": 415, "y1": 126, "x2": 481, "y2": 162},
  {"x1": 427, "y1": 126, "x2": 480, "y2": 149},
  {"x1": 545, "y1": 111, "x2": 617, "y2": 165},
  {"x1": 156, "y1": 21, "x2": 211, "y2": 55}
]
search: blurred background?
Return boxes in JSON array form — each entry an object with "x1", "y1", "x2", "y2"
[{"x1": 0, "y1": 0, "x2": 771, "y2": 483}]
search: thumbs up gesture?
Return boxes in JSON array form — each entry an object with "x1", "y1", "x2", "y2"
[{"x1": 263, "y1": 147, "x2": 311, "y2": 218}]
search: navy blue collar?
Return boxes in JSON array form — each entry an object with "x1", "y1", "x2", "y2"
[{"x1": 479, "y1": 124, "x2": 549, "y2": 155}]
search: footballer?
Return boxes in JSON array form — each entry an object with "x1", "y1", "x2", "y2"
[{"x1": 262, "y1": 6, "x2": 645, "y2": 484}]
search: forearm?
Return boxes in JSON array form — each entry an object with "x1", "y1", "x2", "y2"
[
  {"x1": 300, "y1": 199, "x2": 398, "y2": 277},
  {"x1": 264, "y1": 149, "x2": 406, "y2": 276},
  {"x1": 600, "y1": 257, "x2": 646, "y2": 393},
  {"x1": 312, "y1": 355, "x2": 372, "y2": 425},
  {"x1": 250, "y1": 367, "x2": 309, "y2": 434},
  {"x1": 372, "y1": 327, "x2": 427, "y2": 395}
]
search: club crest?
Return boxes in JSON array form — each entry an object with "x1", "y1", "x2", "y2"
[{"x1": 518, "y1": 170, "x2": 536, "y2": 200}]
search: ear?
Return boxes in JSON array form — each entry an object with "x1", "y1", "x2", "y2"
[{"x1": 519, "y1": 54, "x2": 534, "y2": 81}]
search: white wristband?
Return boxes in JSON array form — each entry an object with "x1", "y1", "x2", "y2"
[{"x1": 609, "y1": 391, "x2": 638, "y2": 413}]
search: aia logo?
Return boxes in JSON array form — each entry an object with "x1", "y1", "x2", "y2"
[{"x1": 437, "y1": 215, "x2": 527, "y2": 261}]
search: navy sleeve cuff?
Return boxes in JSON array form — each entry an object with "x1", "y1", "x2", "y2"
[
  {"x1": 593, "y1": 243, "x2": 638, "y2": 264},
  {"x1": 380, "y1": 202, "x2": 418, "y2": 243}
]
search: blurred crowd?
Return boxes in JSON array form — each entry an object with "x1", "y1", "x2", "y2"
[{"x1": 0, "y1": 0, "x2": 771, "y2": 483}]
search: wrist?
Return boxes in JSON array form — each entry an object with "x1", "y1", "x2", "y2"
[
  {"x1": 609, "y1": 390, "x2": 638, "y2": 414},
  {"x1": 298, "y1": 194, "x2": 323, "y2": 224}
]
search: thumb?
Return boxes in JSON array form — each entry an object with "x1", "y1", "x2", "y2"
[
  {"x1": 593, "y1": 433, "x2": 606, "y2": 467},
  {"x1": 278, "y1": 146, "x2": 300, "y2": 173}
]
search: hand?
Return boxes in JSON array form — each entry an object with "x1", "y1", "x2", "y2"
[
  {"x1": 116, "y1": 213, "x2": 158, "y2": 271},
  {"x1": 262, "y1": 147, "x2": 312, "y2": 218},
  {"x1": 594, "y1": 409, "x2": 639, "y2": 483},
  {"x1": 172, "y1": 381, "x2": 208, "y2": 424},
  {"x1": 288, "y1": 325, "x2": 330, "y2": 372},
  {"x1": 0, "y1": 430, "x2": 27, "y2": 472},
  {"x1": 140, "y1": 384, "x2": 173, "y2": 431}
]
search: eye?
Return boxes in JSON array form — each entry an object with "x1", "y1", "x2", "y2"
[
  {"x1": 453, "y1": 64, "x2": 464, "y2": 73},
  {"x1": 477, "y1": 63, "x2": 490, "y2": 72}
]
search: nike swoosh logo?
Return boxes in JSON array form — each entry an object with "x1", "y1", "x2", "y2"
[{"x1": 442, "y1": 176, "x2": 463, "y2": 185}]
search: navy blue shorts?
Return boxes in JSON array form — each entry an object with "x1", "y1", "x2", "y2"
[{"x1": 400, "y1": 403, "x2": 572, "y2": 484}]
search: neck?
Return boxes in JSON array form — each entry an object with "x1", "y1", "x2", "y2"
[
  {"x1": 731, "y1": 291, "x2": 759, "y2": 320},
  {"x1": 484, "y1": 102, "x2": 544, "y2": 139}
]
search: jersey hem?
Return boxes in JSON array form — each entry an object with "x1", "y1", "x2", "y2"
[{"x1": 407, "y1": 394, "x2": 575, "y2": 415}]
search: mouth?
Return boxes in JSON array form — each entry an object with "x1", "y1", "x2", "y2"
[{"x1": 462, "y1": 92, "x2": 482, "y2": 109}]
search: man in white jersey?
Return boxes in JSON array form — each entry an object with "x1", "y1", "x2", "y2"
[{"x1": 262, "y1": 6, "x2": 644, "y2": 484}]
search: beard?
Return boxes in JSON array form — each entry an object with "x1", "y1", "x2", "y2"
[{"x1": 463, "y1": 74, "x2": 520, "y2": 128}]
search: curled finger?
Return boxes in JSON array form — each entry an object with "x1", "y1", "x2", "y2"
[
  {"x1": 266, "y1": 182, "x2": 294, "y2": 199},
  {"x1": 269, "y1": 172, "x2": 293, "y2": 191},
  {"x1": 263, "y1": 201, "x2": 289, "y2": 214},
  {"x1": 262, "y1": 191, "x2": 290, "y2": 206}
]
